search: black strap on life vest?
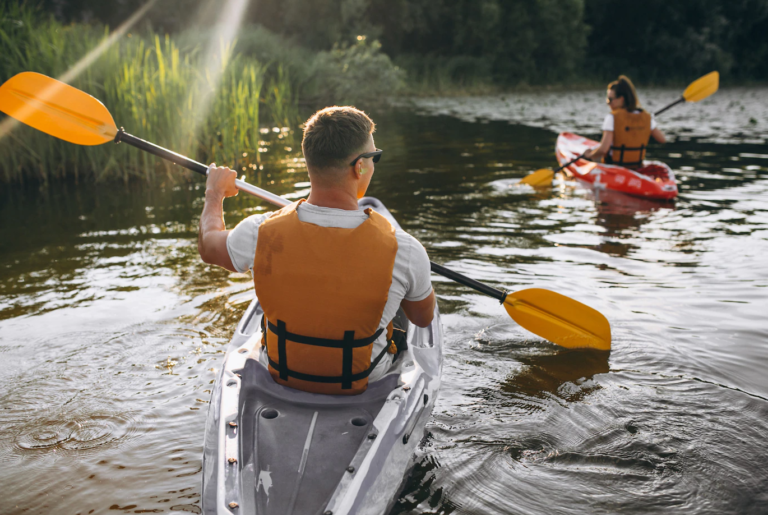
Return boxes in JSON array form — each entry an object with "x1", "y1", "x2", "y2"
[
  {"x1": 609, "y1": 144, "x2": 645, "y2": 167},
  {"x1": 265, "y1": 318, "x2": 387, "y2": 389}
]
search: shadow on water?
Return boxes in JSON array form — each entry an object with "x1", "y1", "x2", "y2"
[{"x1": 500, "y1": 349, "x2": 610, "y2": 402}]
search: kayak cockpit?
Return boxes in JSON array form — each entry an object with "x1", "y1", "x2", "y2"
[
  {"x1": 203, "y1": 299, "x2": 441, "y2": 515},
  {"x1": 233, "y1": 355, "x2": 399, "y2": 514}
]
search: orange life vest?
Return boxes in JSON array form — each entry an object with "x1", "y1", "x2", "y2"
[
  {"x1": 253, "y1": 200, "x2": 398, "y2": 395},
  {"x1": 609, "y1": 108, "x2": 652, "y2": 168}
]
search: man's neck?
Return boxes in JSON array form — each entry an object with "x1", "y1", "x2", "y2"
[{"x1": 306, "y1": 184, "x2": 359, "y2": 211}]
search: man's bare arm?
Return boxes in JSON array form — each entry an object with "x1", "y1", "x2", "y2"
[
  {"x1": 198, "y1": 164, "x2": 238, "y2": 272},
  {"x1": 401, "y1": 289, "x2": 436, "y2": 328}
]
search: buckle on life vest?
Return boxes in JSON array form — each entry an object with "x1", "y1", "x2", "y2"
[{"x1": 387, "y1": 327, "x2": 408, "y2": 356}]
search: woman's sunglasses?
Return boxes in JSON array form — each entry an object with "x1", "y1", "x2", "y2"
[{"x1": 349, "y1": 149, "x2": 383, "y2": 166}]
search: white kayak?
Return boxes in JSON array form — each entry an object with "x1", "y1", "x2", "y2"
[{"x1": 202, "y1": 197, "x2": 443, "y2": 515}]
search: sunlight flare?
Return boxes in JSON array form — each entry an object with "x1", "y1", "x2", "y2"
[{"x1": 187, "y1": 0, "x2": 251, "y2": 139}]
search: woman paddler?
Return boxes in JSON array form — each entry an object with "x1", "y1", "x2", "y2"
[{"x1": 584, "y1": 75, "x2": 666, "y2": 169}]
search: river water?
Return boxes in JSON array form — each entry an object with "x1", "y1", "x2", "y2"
[{"x1": 0, "y1": 88, "x2": 766, "y2": 514}]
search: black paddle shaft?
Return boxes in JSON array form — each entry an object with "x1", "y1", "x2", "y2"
[
  {"x1": 555, "y1": 153, "x2": 587, "y2": 174},
  {"x1": 430, "y1": 262, "x2": 506, "y2": 302},
  {"x1": 114, "y1": 128, "x2": 208, "y2": 176},
  {"x1": 654, "y1": 97, "x2": 685, "y2": 117}
]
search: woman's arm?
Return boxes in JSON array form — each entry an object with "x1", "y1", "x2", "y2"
[
  {"x1": 651, "y1": 127, "x2": 666, "y2": 144},
  {"x1": 584, "y1": 131, "x2": 613, "y2": 160}
]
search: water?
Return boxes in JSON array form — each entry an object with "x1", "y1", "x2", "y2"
[{"x1": 1, "y1": 88, "x2": 767, "y2": 514}]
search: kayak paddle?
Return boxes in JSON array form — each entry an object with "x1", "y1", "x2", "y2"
[
  {"x1": 517, "y1": 152, "x2": 586, "y2": 187},
  {"x1": 519, "y1": 71, "x2": 720, "y2": 187},
  {"x1": 654, "y1": 71, "x2": 719, "y2": 116},
  {"x1": 0, "y1": 71, "x2": 612, "y2": 351}
]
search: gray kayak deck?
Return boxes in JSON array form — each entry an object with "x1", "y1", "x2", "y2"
[{"x1": 236, "y1": 358, "x2": 399, "y2": 514}]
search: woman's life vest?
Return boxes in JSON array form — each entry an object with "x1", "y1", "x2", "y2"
[
  {"x1": 253, "y1": 200, "x2": 398, "y2": 395},
  {"x1": 608, "y1": 108, "x2": 652, "y2": 168}
]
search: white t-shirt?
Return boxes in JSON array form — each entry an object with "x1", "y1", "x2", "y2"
[{"x1": 226, "y1": 201, "x2": 433, "y2": 381}]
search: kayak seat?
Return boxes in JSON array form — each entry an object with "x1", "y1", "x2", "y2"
[
  {"x1": 636, "y1": 164, "x2": 671, "y2": 181},
  {"x1": 235, "y1": 356, "x2": 399, "y2": 514}
]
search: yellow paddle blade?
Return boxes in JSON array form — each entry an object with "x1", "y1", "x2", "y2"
[
  {"x1": 683, "y1": 71, "x2": 719, "y2": 103},
  {"x1": 504, "y1": 288, "x2": 611, "y2": 350},
  {"x1": 518, "y1": 168, "x2": 554, "y2": 186},
  {"x1": 0, "y1": 72, "x2": 117, "y2": 145}
]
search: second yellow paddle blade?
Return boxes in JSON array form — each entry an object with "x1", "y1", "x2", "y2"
[
  {"x1": 518, "y1": 168, "x2": 554, "y2": 187},
  {"x1": 683, "y1": 71, "x2": 719, "y2": 103},
  {"x1": 0, "y1": 72, "x2": 117, "y2": 145},
  {"x1": 504, "y1": 288, "x2": 611, "y2": 350}
]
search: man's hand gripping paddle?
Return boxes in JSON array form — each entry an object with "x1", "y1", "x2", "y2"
[
  {"x1": 0, "y1": 71, "x2": 612, "y2": 351},
  {"x1": 519, "y1": 71, "x2": 720, "y2": 187}
]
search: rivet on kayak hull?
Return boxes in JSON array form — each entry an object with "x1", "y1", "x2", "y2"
[
  {"x1": 229, "y1": 501, "x2": 239, "y2": 509},
  {"x1": 347, "y1": 466, "x2": 355, "y2": 473}
]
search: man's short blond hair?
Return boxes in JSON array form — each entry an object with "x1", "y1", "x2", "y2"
[{"x1": 302, "y1": 107, "x2": 375, "y2": 173}]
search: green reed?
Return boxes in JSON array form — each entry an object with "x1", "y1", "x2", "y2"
[{"x1": 0, "y1": 5, "x2": 296, "y2": 184}]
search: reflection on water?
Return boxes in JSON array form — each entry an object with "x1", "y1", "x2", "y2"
[
  {"x1": 500, "y1": 349, "x2": 610, "y2": 402},
  {"x1": 1, "y1": 91, "x2": 767, "y2": 514}
]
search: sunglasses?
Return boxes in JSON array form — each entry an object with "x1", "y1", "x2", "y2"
[{"x1": 349, "y1": 149, "x2": 383, "y2": 166}]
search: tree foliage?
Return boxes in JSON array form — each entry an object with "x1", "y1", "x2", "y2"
[{"x1": 25, "y1": 0, "x2": 768, "y2": 84}]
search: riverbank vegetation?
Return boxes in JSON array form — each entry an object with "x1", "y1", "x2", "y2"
[
  {"x1": 0, "y1": 4, "x2": 403, "y2": 183},
  {"x1": 2, "y1": 0, "x2": 766, "y2": 183}
]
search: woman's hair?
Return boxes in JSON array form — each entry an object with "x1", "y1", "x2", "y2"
[{"x1": 608, "y1": 75, "x2": 642, "y2": 112}]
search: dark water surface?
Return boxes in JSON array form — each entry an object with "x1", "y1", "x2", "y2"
[{"x1": 1, "y1": 90, "x2": 767, "y2": 514}]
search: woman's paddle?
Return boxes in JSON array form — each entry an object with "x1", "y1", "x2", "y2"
[
  {"x1": 0, "y1": 71, "x2": 612, "y2": 351},
  {"x1": 519, "y1": 71, "x2": 720, "y2": 186}
]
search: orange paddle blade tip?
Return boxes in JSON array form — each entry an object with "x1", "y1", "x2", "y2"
[
  {"x1": 503, "y1": 288, "x2": 611, "y2": 351},
  {"x1": 518, "y1": 168, "x2": 554, "y2": 187},
  {"x1": 0, "y1": 72, "x2": 117, "y2": 145},
  {"x1": 683, "y1": 71, "x2": 719, "y2": 103}
]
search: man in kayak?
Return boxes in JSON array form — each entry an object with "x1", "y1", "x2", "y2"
[
  {"x1": 584, "y1": 75, "x2": 666, "y2": 168},
  {"x1": 197, "y1": 106, "x2": 436, "y2": 395}
]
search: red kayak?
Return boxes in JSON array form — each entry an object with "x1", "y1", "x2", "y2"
[{"x1": 556, "y1": 132, "x2": 678, "y2": 200}]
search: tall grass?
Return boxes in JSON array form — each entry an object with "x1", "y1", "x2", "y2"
[{"x1": 0, "y1": 4, "x2": 295, "y2": 184}]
